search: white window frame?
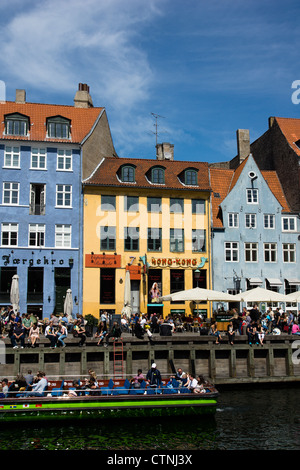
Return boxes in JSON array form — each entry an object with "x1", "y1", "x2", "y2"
[
  {"x1": 2, "y1": 182, "x2": 19, "y2": 205},
  {"x1": 225, "y1": 241, "x2": 239, "y2": 262},
  {"x1": 264, "y1": 214, "x2": 275, "y2": 229},
  {"x1": 282, "y1": 216, "x2": 297, "y2": 232},
  {"x1": 245, "y1": 213, "x2": 256, "y2": 229},
  {"x1": 55, "y1": 224, "x2": 71, "y2": 248},
  {"x1": 56, "y1": 184, "x2": 72, "y2": 208},
  {"x1": 246, "y1": 188, "x2": 258, "y2": 204},
  {"x1": 4, "y1": 146, "x2": 20, "y2": 168},
  {"x1": 228, "y1": 213, "x2": 239, "y2": 228},
  {"x1": 57, "y1": 149, "x2": 72, "y2": 171},
  {"x1": 28, "y1": 224, "x2": 45, "y2": 247},
  {"x1": 1, "y1": 223, "x2": 18, "y2": 247},
  {"x1": 264, "y1": 242, "x2": 277, "y2": 263},
  {"x1": 245, "y1": 242, "x2": 258, "y2": 262},
  {"x1": 283, "y1": 243, "x2": 296, "y2": 263},
  {"x1": 30, "y1": 148, "x2": 47, "y2": 170}
]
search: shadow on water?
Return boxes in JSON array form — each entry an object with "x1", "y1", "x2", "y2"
[{"x1": 2, "y1": 384, "x2": 300, "y2": 450}]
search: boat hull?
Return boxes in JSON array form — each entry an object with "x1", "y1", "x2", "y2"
[{"x1": 0, "y1": 393, "x2": 218, "y2": 423}]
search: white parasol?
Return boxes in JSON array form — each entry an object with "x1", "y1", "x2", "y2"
[{"x1": 10, "y1": 274, "x2": 20, "y2": 314}]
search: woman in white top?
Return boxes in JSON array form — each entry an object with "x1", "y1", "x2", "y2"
[{"x1": 28, "y1": 323, "x2": 40, "y2": 348}]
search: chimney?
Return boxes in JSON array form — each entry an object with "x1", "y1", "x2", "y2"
[
  {"x1": 236, "y1": 129, "x2": 250, "y2": 162},
  {"x1": 74, "y1": 83, "x2": 93, "y2": 108},
  {"x1": 15, "y1": 89, "x2": 26, "y2": 103},
  {"x1": 156, "y1": 142, "x2": 174, "y2": 161}
]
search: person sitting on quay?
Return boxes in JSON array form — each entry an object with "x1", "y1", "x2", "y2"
[
  {"x1": 57, "y1": 323, "x2": 68, "y2": 348},
  {"x1": 104, "y1": 321, "x2": 122, "y2": 348},
  {"x1": 247, "y1": 321, "x2": 259, "y2": 346},
  {"x1": 210, "y1": 321, "x2": 222, "y2": 344},
  {"x1": 45, "y1": 321, "x2": 58, "y2": 348},
  {"x1": 22, "y1": 313, "x2": 32, "y2": 338},
  {"x1": 73, "y1": 319, "x2": 87, "y2": 347},
  {"x1": 11, "y1": 320, "x2": 26, "y2": 349},
  {"x1": 28, "y1": 323, "x2": 40, "y2": 348},
  {"x1": 95, "y1": 321, "x2": 107, "y2": 346},
  {"x1": 291, "y1": 321, "x2": 300, "y2": 335},
  {"x1": 227, "y1": 321, "x2": 235, "y2": 345}
]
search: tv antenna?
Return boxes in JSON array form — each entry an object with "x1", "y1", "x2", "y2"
[{"x1": 150, "y1": 112, "x2": 167, "y2": 146}]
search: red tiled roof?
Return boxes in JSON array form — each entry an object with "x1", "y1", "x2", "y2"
[
  {"x1": 275, "y1": 117, "x2": 300, "y2": 157},
  {"x1": 210, "y1": 163, "x2": 291, "y2": 228},
  {"x1": 0, "y1": 101, "x2": 104, "y2": 144},
  {"x1": 84, "y1": 157, "x2": 211, "y2": 192}
]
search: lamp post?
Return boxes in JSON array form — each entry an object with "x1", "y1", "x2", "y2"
[{"x1": 194, "y1": 268, "x2": 200, "y2": 288}]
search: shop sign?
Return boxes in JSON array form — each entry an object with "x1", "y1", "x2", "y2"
[
  {"x1": 2, "y1": 255, "x2": 67, "y2": 266},
  {"x1": 126, "y1": 265, "x2": 141, "y2": 280},
  {"x1": 151, "y1": 257, "x2": 199, "y2": 267},
  {"x1": 85, "y1": 253, "x2": 121, "y2": 268}
]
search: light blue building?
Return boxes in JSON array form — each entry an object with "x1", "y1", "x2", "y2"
[
  {"x1": 210, "y1": 154, "x2": 300, "y2": 314},
  {"x1": 0, "y1": 85, "x2": 116, "y2": 319}
]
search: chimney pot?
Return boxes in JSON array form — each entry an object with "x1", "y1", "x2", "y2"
[
  {"x1": 156, "y1": 142, "x2": 174, "y2": 161},
  {"x1": 236, "y1": 129, "x2": 250, "y2": 162},
  {"x1": 74, "y1": 83, "x2": 93, "y2": 108},
  {"x1": 15, "y1": 89, "x2": 26, "y2": 103}
]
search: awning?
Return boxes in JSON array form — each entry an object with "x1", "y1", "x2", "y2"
[
  {"x1": 286, "y1": 278, "x2": 300, "y2": 286},
  {"x1": 267, "y1": 278, "x2": 283, "y2": 286},
  {"x1": 248, "y1": 278, "x2": 263, "y2": 285}
]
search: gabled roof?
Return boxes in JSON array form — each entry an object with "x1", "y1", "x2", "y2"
[
  {"x1": 0, "y1": 101, "x2": 104, "y2": 144},
  {"x1": 210, "y1": 158, "x2": 291, "y2": 228},
  {"x1": 274, "y1": 117, "x2": 300, "y2": 157},
  {"x1": 83, "y1": 156, "x2": 211, "y2": 192}
]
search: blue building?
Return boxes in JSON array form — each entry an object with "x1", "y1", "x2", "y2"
[
  {"x1": 0, "y1": 85, "x2": 116, "y2": 319},
  {"x1": 210, "y1": 154, "x2": 300, "y2": 314}
]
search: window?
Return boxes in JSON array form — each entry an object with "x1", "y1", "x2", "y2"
[
  {"x1": 1, "y1": 223, "x2": 18, "y2": 247},
  {"x1": 121, "y1": 165, "x2": 135, "y2": 182},
  {"x1": 55, "y1": 224, "x2": 71, "y2": 247},
  {"x1": 246, "y1": 188, "x2": 258, "y2": 204},
  {"x1": 124, "y1": 227, "x2": 139, "y2": 251},
  {"x1": 3, "y1": 182, "x2": 19, "y2": 205},
  {"x1": 283, "y1": 243, "x2": 296, "y2": 263},
  {"x1": 47, "y1": 117, "x2": 70, "y2": 139},
  {"x1": 282, "y1": 217, "x2": 296, "y2": 232},
  {"x1": 4, "y1": 146, "x2": 20, "y2": 168},
  {"x1": 185, "y1": 169, "x2": 197, "y2": 185},
  {"x1": 5, "y1": 113, "x2": 29, "y2": 136},
  {"x1": 192, "y1": 199, "x2": 205, "y2": 214},
  {"x1": 56, "y1": 184, "x2": 72, "y2": 207},
  {"x1": 100, "y1": 226, "x2": 116, "y2": 251},
  {"x1": 245, "y1": 242, "x2": 258, "y2": 262},
  {"x1": 31, "y1": 148, "x2": 46, "y2": 170},
  {"x1": 225, "y1": 242, "x2": 239, "y2": 262},
  {"x1": 228, "y1": 213, "x2": 239, "y2": 228},
  {"x1": 245, "y1": 213, "x2": 256, "y2": 228},
  {"x1": 170, "y1": 228, "x2": 184, "y2": 252},
  {"x1": 151, "y1": 167, "x2": 165, "y2": 184},
  {"x1": 264, "y1": 243, "x2": 277, "y2": 262},
  {"x1": 147, "y1": 197, "x2": 162, "y2": 212},
  {"x1": 170, "y1": 269, "x2": 184, "y2": 294},
  {"x1": 100, "y1": 269, "x2": 115, "y2": 304},
  {"x1": 29, "y1": 224, "x2": 45, "y2": 247},
  {"x1": 264, "y1": 214, "x2": 275, "y2": 229},
  {"x1": 101, "y1": 195, "x2": 116, "y2": 211},
  {"x1": 147, "y1": 228, "x2": 162, "y2": 251},
  {"x1": 57, "y1": 149, "x2": 72, "y2": 171},
  {"x1": 170, "y1": 198, "x2": 184, "y2": 213},
  {"x1": 192, "y1": 229, "x2": 206, "y2": 252},
  {"x1": 30, "y1": 184, "x2": 45, "y2": 215},
  {"x1": 124, "y1": 196, "x2": 139, "y2": 212}
]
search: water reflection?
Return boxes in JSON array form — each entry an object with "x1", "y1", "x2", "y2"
[{"x1": 1, "y1": 386, "x2": 300, "y2": 450}]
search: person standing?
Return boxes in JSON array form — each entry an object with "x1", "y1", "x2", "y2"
[{"x1": 146, "y1": 363, "x2": 162, "y2": 388}]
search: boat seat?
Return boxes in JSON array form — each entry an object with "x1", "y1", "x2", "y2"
[
  {"x1": 51, "y1": 380, "x2": 65, "y2": 397},
  {"x1": 112, "y1": 379, "x2": 131, "y2": 395},
  {"x1": 100, "y1": 379, "x2": 114, "y2": 396}
]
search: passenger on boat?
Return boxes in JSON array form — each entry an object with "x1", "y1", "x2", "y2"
[
  {"x1": 25, "y1": 372, "x2": 48, "y2": 397},
  {"x1": 185, "y1": 373, "x2": 198, "y2": 391},
  {"x1": 1, "y1": 378, "x2": 8, "y2": 397},
  {"x1": 146, "y1": 363, "x2": 162, "y2": 388},
  {"x1": 130, "y1": 369, "x2": 144, "y2": 388}
]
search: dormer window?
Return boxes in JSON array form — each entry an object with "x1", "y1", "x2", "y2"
[
  {"x1": 120, "y1": 165, "x2": 135, "y2": 183},
  {"x1": 47, "y1": 116, "x2": 70, "y2": 139},
  {"x1": 5, "y1": 113, "x2": 29, "y2": 136},
  {"x1": 151, "y1": 166, "x2": 165, "y2": 184},
  {"x1": 185, "y1": 169, "x2": 198, "y2": 185}
]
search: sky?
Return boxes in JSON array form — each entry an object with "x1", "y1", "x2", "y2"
[{"x1": 0, "y1": 0, "x2": 300, "y2": 163}]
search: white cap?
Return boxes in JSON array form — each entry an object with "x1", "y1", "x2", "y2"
[{"x1": 151, "y1": 363, "x2": 156, "y2": 368}]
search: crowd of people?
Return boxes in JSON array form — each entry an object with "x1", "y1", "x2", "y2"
[
  {"x1": 0, "y1": 364, "x2": 213, "y2": 399},
  {"x1": 210, "y1": 305, "x2": 300, "y2": 346}
]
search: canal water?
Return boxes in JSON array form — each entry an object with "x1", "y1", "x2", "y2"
[{"x1": 1, "y1": 384, "x2": 300, "y2": 451}]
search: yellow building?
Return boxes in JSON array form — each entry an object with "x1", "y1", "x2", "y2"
[{"x1": 82, "y1": 144, "x2": 212, "y2": 320}]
